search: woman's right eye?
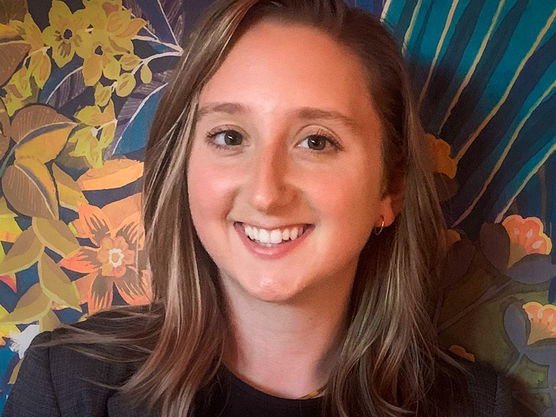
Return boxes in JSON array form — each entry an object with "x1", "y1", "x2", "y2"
[{"x1": 206, "y1": 129, "x2": 244, "y2": 149}]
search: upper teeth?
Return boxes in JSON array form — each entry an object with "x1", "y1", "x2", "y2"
[{"x1": 243, "y1": 224, "x2": 305, "y2": 244}]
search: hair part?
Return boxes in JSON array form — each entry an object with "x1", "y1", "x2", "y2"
[{"x1": 42, "y1": 1, "x2": 469, "y2": 416}]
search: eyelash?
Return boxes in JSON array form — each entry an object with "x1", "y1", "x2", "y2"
[{"x1": 205, "y1": 128, "x2": 343, "y2": 153}]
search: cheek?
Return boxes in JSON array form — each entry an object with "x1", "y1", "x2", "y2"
[
  {"x1": 188, "y1": 151, "x2": 233, "y2": 211},
  {"x1": 187, "y1": 156, "x2": 236, "y2": 244},
  {"x1": 313, "y1": 167, "x2": 381, "y2": 221}
]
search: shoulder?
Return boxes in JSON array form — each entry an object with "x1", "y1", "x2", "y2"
[
  {"x1": 3, "y1": 306, "x2": 157, "y2": 417},
  {"x1": 455, "y1": 357, "x2": 513, "y2": 417}
]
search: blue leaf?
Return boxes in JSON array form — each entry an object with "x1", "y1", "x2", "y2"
[
  {"x1": 503, "y1": 303, "x2": 528, "y2": 352},
  {"x1": 507, "y1": 254, "x2": 556, "y2": 284}
]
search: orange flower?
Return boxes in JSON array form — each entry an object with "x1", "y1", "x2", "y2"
[
  {"x1": 523, "y1": 302, "x2": 556, "y2": 345},
  {"x1": 97, "y1": 236, "x2": 134, "y2": 277},
  {"x1": 502, "y1": 215, "x2": 552, "y2": 267},
  {"x1": 42, "y1": 1, "x2": 91, "y2": 67},
  {"x1": 59, "y1": 199, "x2": 151, "y2": 314},
  {"x1": 425, "y1": 133, "x2": 457, "y2": 179},
  {"x1": 448, "y1": 345, "x2": 475, "y2": 362}
]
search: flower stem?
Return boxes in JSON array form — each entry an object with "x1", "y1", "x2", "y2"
[{"x1": 133, "y1": 35, "x2": 183, "y2": 53}]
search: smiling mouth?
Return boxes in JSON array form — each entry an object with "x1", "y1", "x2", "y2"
[{"x1": 235, "y1": 222, "x2": 311, "y2": 245}]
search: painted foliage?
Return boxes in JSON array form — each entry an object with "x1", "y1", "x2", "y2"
[{"x1": 0, "y1": 0, "x2": 553, "y2": 415}]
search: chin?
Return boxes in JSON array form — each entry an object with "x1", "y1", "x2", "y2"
[{"x1": 239, "y1": 275, "x2": 309, "y2": 304}]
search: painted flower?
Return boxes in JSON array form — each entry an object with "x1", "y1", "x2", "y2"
[
  {"x1": 425, "y1": 133, "x2": 457, "y2": 179},
  {"x1": 83, "y1": 0, "x2": 123, "y2": 15},
  {"x1": 79, "y1": 2, "x2": 145, "y2": 86},
  {"x1": 502, "y1": 215, "x2": 552, "y2": 267},
  {"x1": 10, "y1": 14, "x2": 51, "y2": 88},
  {"x1": 445, "y1": 229, "x2": 461, "y2": 248},
  {"x1": 81, "y1": 35, "x2": 121, "y2": 86},
  {"x1": 97, "y1": 236, "x2": 134, "y2": 277},
  {"x1": 523, "y1": 302, "x2": 556, "y2": 345},
  {"x1": 448, "y1": 345, "x2": 475, "y2": 362},
  {"x1": 42, "y1": 0, "x2": 91, "y2": 68},
  {"x1": 8, "y1": 324, "x2": 39, "y2": 358},
  {"x1": 60, "y1": 197, "x2": 151, "y2": 314},
  {"x1": 10, "y1": 14, "x2": 43, "y2": 51}
]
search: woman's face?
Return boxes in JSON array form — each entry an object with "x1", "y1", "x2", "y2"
[{"x1": 188, "y1": 21, "x2": 397, "y2": 303}]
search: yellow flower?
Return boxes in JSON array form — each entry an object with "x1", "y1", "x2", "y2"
[
  {"x1": 83, "y1": 0, "x2": 123, "y2": 15},
  {"x1": 523, "y1": 302, "x2": 556, "y2": 345},
  {"x1": 81, "y1": 37, "x2": 121, "y2": 86},
  {"x1": 42, "y1": 0, "x2": 91, "y2": 68},
  {"x1": 425, "y1": 133, "x2": 457, "y2": 179},
  {"x1": 10, "y1": 14, "x2": 43, "y2": 51},
  {"x1": 79, "y1": 2, "x2": 144, "y2": 86},
  {"x1": 6, "y1": 15, "x2": 51, "y2": 88},
  {"x1": 502, "y1": 215, "x2": 552, "y2": 267}
]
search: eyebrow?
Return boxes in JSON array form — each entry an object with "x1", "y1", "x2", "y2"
[{"x1": 196, "y1": 102, "x2": 358, "y2": 129}]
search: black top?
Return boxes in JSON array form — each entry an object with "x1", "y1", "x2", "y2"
[{"x1": 3, "y1": 311, "x2": 514, "y2": 417}]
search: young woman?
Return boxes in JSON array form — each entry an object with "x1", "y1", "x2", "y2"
[{"x1": 3, "y1": 1, "x2": 513, "y2": 416}]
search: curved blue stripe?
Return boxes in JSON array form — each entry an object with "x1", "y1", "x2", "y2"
[
  {"x1": 439, "y1": 0, "x2": 529, "y2": 148},
  {"x1": 450, "y1": 93, "x2": 556, "y2": 235}
]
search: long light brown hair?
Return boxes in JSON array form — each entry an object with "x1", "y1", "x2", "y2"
[{"x1": 45, "y1": 1, "x2": 468, "y2": 416}]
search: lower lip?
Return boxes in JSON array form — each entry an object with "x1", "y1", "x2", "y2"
[{"x1": 234, "y1": 222, "x2": 314, "y2": 260}]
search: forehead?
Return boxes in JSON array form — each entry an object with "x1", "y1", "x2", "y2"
[{"x1": 198, "y1": 20, "x2": 379, "y2": 123}]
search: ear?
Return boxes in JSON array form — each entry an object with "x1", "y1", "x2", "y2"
[{"x1": 379, "y1": 177, "x2": 405, "y2": 227}]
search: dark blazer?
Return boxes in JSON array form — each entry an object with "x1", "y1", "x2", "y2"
[{"x1": 2, "y1": 315, "x2": 514, "y2": 417}]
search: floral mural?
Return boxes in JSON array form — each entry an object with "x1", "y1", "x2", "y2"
[{"x1": 0, "y1": 0, "x2": 553, "y2": 416}]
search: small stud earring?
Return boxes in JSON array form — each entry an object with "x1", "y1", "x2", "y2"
[{"x1": 373, "y1": 216, "x2": 385, "y2": 235}]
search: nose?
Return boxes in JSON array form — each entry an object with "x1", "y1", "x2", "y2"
[{"x1": 247, "y1": 143, "x2": 296, "y2": 213}]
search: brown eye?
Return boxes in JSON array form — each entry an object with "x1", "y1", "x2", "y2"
[
  {"x1": 299, "y1": 134, "x2": 335, "y2": 151},
  {"x1": 211, "y1": 130, "x2": 244, "y2": 146}
]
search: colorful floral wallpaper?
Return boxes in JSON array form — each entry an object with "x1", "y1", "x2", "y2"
[{"x1": 0, "y1": 0, "x2": 553, "y2": 415}]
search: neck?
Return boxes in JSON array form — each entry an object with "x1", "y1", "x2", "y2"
[{"x1": 222, "y1": 273, "x2": 353, "y2": 399}]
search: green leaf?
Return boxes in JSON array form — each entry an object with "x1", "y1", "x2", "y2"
[
  {"x1": 0, "y1": 227, "x2": 43, "y2": 275},
  {"x1": 38, "y1": 253, "x2": 81, "y2": 309},
  {"x1": 0, "y1": 282, "x2": 50, "y2": 324},
  {"x1": 32, "y1": 217, "x2": 79, "y2": 257},
  {"x1": 2, "y1": 157, "x2": 58, "y2": 218}
]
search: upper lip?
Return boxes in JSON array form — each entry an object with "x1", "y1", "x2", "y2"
[{"x1": 236, "y1": 221, "x2": 311, "y2": 230}]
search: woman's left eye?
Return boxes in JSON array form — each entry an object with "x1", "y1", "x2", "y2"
[{"x1": 298, "y1": 134, "x2": 341, "y2": 152}]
